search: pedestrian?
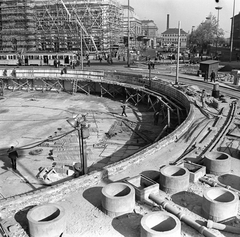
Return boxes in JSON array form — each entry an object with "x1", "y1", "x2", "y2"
[
  {"x1": 54, "y1": 58, "x2": 57, "y2": 68},
  {"x1": 3, "y1": 69, "x2": 7, "y2": 76},
  {"x1": 11, "y1": 68, "x2": 16, "y2": 77},
  {"x1": 204, "y1": 71, "x2": 208, "y2": 82},
  {"x1": 201, "y1": 89, "x2": 206, "y2": 108},
  {"x1": 121, "y1": 103, "x2": 127, "y2": 117},
  {"x1": 210, "y1": 70, "x2": 216, "y2": 82},
  {"x1": 7, "y1": 146, "x2": 18, "y2": 170},
  {"x1": 63, "y1": 66, "x2": 67, "y2": 74},
  {"x1": 154, "y1": 111, "x2": 159, "y2": 125},
  {"x1": 87, "y1": 59, "x2": 90, "y2": 67}
]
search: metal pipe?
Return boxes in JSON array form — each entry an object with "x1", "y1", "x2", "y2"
[
  {"x1": 199, "y1": 177, "x2": 240, "y2": 196},
  {"x1": 77, "y1": 128, "x2": 83, "y2": 172},
  {"x1": 207, "y1": 220, "x2": 240, "y2": 234},
  {"x1": 149, "y1": 193, "x2": 217, "y2": 237}
]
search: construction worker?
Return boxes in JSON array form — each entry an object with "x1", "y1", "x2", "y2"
[
  {"x1": 121, "y1": 103, "x2": 127, "y2": 117},
  {"x1": 7, "y1": 146, "x2": 18, "y2": 170},
  {"x1": 201, "y1": 89, "x2": 207, "y2": 108}
]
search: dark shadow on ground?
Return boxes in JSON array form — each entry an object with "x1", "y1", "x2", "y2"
[
  {"x1": 83, "y1": 186, "x2": 103, "y2": 211},
  {"x1": 112, "y1": 212, "x2": 142, "y2": 237},
  {"x1": 140, "y1": 170, "x2": 160, "y2": 183},
  {"x1": 217, "y1": 147, "x2": 240, "y2": 159},
  {"x1": 218, "y1": 174, "x2": 240, "y2": 191},
  {"x1": 171, "y1": 191, "x2": 202, "y2": 216},
  {"x1": 14, "y1": 205, "x2": 36, "y2": 235}
]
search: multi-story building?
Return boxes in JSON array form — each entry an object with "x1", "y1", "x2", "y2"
[
  {"x1": 141, "y1": 20, "x2": 158, "y2": 49},
  {"x1": 231, "y1": 12, "x2": 240, "y2": 50},
  {"x1": 161, "y1": 28, "x2": 188, "y2": 49},
  {"x1": 0, "y1": 0, "x2": 123, "y2": 54},
  {"x1": 121, "y1": 5, "x2": 142, "y2": 51}
]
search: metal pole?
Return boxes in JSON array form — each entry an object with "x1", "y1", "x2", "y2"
[
  {"x1": 230, "y1": 0, "x2": 236, "y2": 62},
  {"x1": 80, "y1": 124, "x2": 87, "y2": 174},
  {"x1": 149, "y1": 65, "x2": 151, "y2": 88},
  {"x1": 175, "y1": 21, "x2": 181, "y2": 85},
  {"x1": 127, "y1": 0, "x2": 130, "y2": 67},
  {"x1": 77, "y1": 128, "x2": 83, "y2": 172},
  {"x1": 80, "y1": 28, "x2": 83, "y2": 70}
]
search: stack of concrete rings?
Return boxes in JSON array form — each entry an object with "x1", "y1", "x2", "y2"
[
  {"x1": 27, "y1": 203, "x2": 66, "y2": 237},
  {"x1": 140, "y1": 211, "x2": 181, "y2": 237},
  {"x1": 202, "y1": 187, "x2": 239, "y2": 222},
  {"x1": 159, "y1": 165, "x2": 189, "y2": 194},
  {"x1": 101, "y1": 182, "x2": 135, "y2": 217},
  {"x1": 204, "y1": 151, "x2": 231, "y2": 176}
]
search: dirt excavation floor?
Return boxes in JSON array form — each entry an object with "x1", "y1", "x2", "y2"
[{"x1": 0, "y1": 85, "x2": 240, "y2": 237}]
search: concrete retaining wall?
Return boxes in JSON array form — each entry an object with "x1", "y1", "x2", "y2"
[{"x1": 0, "y1": 69, "x2": 194, "y2": 234}]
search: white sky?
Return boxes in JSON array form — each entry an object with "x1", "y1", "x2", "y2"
[{"x1": 118, "y1": 0, "x2": 240, "y2": 37}]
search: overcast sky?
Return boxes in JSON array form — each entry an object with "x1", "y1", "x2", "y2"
[{"x1": 118, "y1": 0, "x2": 240, "y2": 37}]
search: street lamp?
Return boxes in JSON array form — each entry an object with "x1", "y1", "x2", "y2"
[
  {"x1": 67, "y1": 115, "x2": 89, "y2": 175},
  {"x1": 215, "y1": 6, "x2": 222, "y2": 57}
]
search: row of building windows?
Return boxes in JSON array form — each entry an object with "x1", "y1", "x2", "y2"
[
  {"x1": 163, "y1": 38, "x2": 187, "y2": 41},
  {"x1": 162, "y1": 34, "x2": 187, "y2": 37}
]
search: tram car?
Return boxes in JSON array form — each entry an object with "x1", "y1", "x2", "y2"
[{"x1": 0, "y1": 52, "x2": 78, "y2": 66}]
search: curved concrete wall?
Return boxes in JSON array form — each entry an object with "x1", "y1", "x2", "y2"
[{"x1": 0, "y1": 69, "x2": 195, "y2": 233}]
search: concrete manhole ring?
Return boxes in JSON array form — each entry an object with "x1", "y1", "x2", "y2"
[
  {"x1": 204, "y1": 151, "x2": 231, "y2": 176},
  {"x1": 101, "y1": 182, "x2": 135, "y2": 217},
  {"x1": 140, "y1": 211, "x2": 181, "y2": 237},
  {"x1": 159, "y1": 165, "x2": 189, "y2": 194},
  {"x1": 202, "y1": 187, "x2": 239, "y2": 222},
  {"x1": 27, "y1": 203, "x2": 66, "y2": 237}
]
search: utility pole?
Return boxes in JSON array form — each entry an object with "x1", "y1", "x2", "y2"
[
  {"x1": 230, "y1": 0, "x2": 235, "y2": 62},
  {"x1": 127, "y1": 0, "x2": 130, "y2": 67},
  {"x1": 80, "y1": 28, "x2": 83, "y2": 70}
]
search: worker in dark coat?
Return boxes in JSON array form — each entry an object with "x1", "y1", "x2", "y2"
[
  {"x1": 121, "y1": 103, "x2": 127, "y2": 117},
  {"x1": 7, "y1": 146, "x2": 18, "y2": 170},
  {"x1": 210, "y1": 70, "x2": 216, "y2": 82}
]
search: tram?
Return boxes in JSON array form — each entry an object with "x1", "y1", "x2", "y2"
[{"x1": 0, "y1": 52, "x2": 78, "y2": 66}]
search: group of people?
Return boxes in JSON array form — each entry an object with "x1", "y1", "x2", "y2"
[{"x1": 204, "y1": 70, "x2": 216, "y2": 82}]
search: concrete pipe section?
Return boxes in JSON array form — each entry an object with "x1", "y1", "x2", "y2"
[
  {"x1": 27, "y1": 203, "x2": 66, "y2": 237},
  {"x1": 159, "y1": 165, "x2": 189, "y2": 194},
  {"x1": 101, "y1": 182, "x2": 135, "y2": 217},
  {"x1": 202, "y1": 187, "x2": 239, "y2": 222},
  {"x1": 204, "y1": 151, "x2": 231, "y2": 176},
  {"x1": 140, "y1": 211, "x2": 181, "y2": 237}
]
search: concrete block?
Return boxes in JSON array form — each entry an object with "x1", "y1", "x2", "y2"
[
  {"x1": 124, "y1": 174, "x2": 159, "y2": 202},
  {"x1": 178, "y1": 161, "x2": 206, "y2": 183}
]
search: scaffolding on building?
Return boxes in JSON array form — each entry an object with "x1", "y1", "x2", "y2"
[
  {"x1": 0, "y1": 0, "x2": 36, "y2": 52},
  {"x1": 0, "y1": 0, "x2": 124, "y2": 55}
]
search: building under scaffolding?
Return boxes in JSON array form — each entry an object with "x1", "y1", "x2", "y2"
[{"x1": 0, "y1": 0, "x2": 124, "y2": 54}]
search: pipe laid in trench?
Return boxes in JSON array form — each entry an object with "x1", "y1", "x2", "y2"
[
  {"x1": 199, "y1": 177, "x2": 240, "y2": 197},
  {"x1": 149, "y1": 193, "x2": 217, "y2": 237},
  {"x1": 207, "y1": 220, "x2": 240, "y2": 234}
]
